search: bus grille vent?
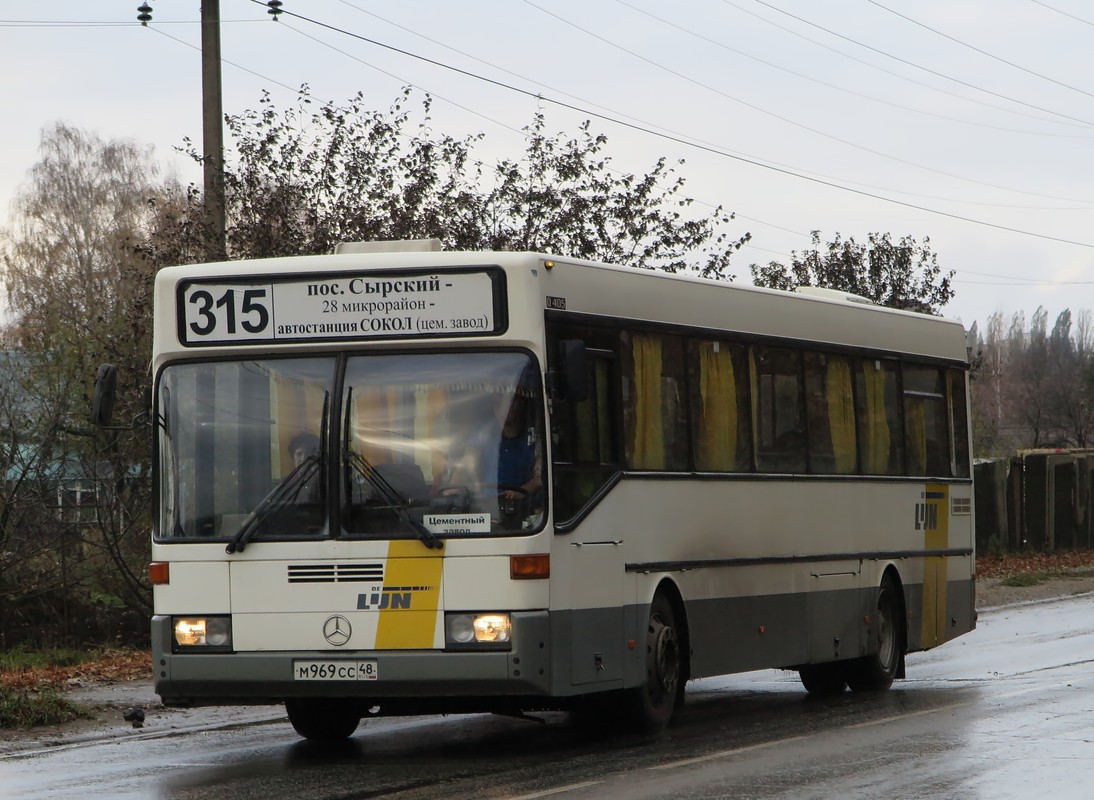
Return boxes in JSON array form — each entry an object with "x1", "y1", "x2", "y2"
[{"x1": 287, "y1": 563, "x2": 384, "y2": 583}]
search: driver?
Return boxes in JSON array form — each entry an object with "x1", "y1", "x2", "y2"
[
  {"x1": 440, "y1": 393, "x2": 540, "y2": 512},
  {"x1": 496, "y1": 395, "x2": 540, "y2": 501}
]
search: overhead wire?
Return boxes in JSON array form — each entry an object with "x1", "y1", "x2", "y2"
[
  {"x1": 614, "y1": 0, "x2": 1094, "y2": 141},
  {"x1": 720, "y1": 0, "x2": 1092, "y2": 131},
  {"x1": 750, "y1": 0, "x2": 1094, "y2": 128},
  {"x1": 315, "y1": 1, "x2": 1091, "y2": 212},
  {"x1": 866, "y1": 0, "x2": 1094, "y2": 102},
  {"x1": 1027, "y1": 0, "x2": 1094, "y2": 28},
  {"x1": 243, "y1": 2, "x2": 1094, "y2": 248},
  {"x1": 519, "y1": 0, "x2": 1093, "y2": 205},
  {"x1": 148, "y1": 10, "x2": 790, "y2": 245}
]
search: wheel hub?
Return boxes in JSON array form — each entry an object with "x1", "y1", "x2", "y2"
[{"x1": 649, "y1": 617, "x2": 679, "y2": 696}]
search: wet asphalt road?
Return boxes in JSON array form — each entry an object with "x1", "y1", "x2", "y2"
[{"x1": 2, "y1": 594, "x2": 1092, "y2": 800}]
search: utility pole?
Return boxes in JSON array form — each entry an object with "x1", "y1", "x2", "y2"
[
  {"x1": 139, "y1": 2, "x2": 226, "y2": 261},
  {"x1": 200, "y1": 1, "x2": 227, "y2": 261}
]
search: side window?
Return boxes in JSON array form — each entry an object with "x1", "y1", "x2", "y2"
[
  {"x1": 622, "y1": 332, "x2": 688, "y2": 471},
  {"x1": 903, "y1": 365, "x2": 950, "y2": 477},
  {"x1": 688, "y1": 338, "x2": 751, "y2": 471},
  {"x1": 751, "y1": 345, "x2": 806, "y2": 473},
  {"x1": 855, "y1": 358, "x2": 904, "y2": 476},
  {"x1": 948, "y1": 368, "x2": 971, "y2": 478},
  {"x1": 804, "y1": 352, "x2": 858, "y2": 474},
  {"x1": 548, "y1": 326, "x2": 620, "y2": 524}
]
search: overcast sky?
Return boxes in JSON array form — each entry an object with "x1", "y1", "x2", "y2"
[{"x1": 2, "y1": 0, "x2": 1093, "y2": 333}]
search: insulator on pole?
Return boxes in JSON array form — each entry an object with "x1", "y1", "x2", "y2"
[
  {"x1": 267, "y1": 1, "x2": 283, "y2": 21},
  {"x1": 137, "y1": 3, "x2": 153, "y2": 25}
]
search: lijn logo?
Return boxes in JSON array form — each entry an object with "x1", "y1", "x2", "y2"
[
  {"x1": 914, "y1": 502, "x2": 939, "y2": 531},
  {"x1": 915, "y1": 489, "x2": 946, "y2": 531},
  {"x1": 357, "y1": 585, "x2": 432, "y2": 610}
]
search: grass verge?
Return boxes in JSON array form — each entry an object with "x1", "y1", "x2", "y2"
[
  {"x1": 0, "y1": 687, "x2": 92, "y2": 729},
  {"x1": 0, "y1": 647, "x2": 149, "y2": 730}
]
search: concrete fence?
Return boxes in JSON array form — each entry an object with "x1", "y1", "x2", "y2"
[{"x1": 974, "y1": 449, "x2": 1094, "y2": 554}]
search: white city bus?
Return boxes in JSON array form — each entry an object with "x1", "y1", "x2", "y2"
[{"x1": 95, "y1": 241, "x2": 975, "y2": 740}]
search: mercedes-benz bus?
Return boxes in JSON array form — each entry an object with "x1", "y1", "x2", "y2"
[{"x1": 93, "y1": 240, "x2": 975, "y2": 741}]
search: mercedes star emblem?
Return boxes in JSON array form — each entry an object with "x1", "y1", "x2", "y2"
[{"x1": 322, "y1": 615, "x2": 352, "y2": 646}]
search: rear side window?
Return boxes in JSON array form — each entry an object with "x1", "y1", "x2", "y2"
[{"x1": 751, "y1": 346, "x2": 806, "y2": 473}]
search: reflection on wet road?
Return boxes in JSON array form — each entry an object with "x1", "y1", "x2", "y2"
[{"x1": 2, "y1": 594, "x2": 1092, "y2": 800}]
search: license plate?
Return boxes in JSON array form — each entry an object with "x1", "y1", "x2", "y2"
[{"x1": 293, "y1": 660, "x2": 378, "y2": 681}]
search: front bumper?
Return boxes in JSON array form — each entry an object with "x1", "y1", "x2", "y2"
[{"x1": 151, "y1": 611, "x2": 552, "y2": 708}]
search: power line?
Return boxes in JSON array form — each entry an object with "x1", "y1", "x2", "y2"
[
  {"x1": 519, "y1": 0, "x2": 1093, "y2": 205},
  {"x1": 614, "y1": 0, "x2": 1094, "y2": 142},
  {"x1": 720, "y1": 0, "x2": 1091, "y2": 131},
  {"x1": 316, "y1": 1, "x2": 1091, "y2": 212},
  {"x1": 246, "y1": 1, "x2": 1094, "y2": 249},
  {"x1": 752, "y1": 0, "x2": 1094, "y2": 128},
  {"x1": 522, "y1": 0, "x2": 1085, "y2": 204},
  {"x1": 866, "y1": 0, "x2": 1094, "y2": 102},
  {"x1": 1027, "y1": 0, "x2": 1094, "y2": 28}
]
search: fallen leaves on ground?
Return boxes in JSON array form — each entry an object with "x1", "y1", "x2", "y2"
[
  {"x1": 0, "y1": 650, "x2": 151, "y2": 692},
  {"x1": 975, "y1": 549, "x2": 1094, "y2": 581}
]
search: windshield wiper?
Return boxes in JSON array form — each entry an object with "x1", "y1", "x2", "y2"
[
  {"x1": 225, "y1": 455, "x2": 321, "y2": 554},
  {"x1": 227, "y1": 392, "x2": 330, "y2": 554},
  {"x1": 344, "y1": 450, "x2": 443, "y2": 550}
]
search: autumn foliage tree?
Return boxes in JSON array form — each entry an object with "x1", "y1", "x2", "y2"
[
  {"x1": 750, "y1": 230, "x2": 954, "y2": 314},
  {"x1": 146, "y1": 89, "x2": 749, "y2": 276},
  {"x1": 0, "y1": 123, "x2": 171, "y2": 644}
]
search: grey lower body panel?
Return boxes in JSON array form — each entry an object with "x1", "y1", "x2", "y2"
[{"x1": 682, "y1": 578, "x2": 977, "y2": 679}]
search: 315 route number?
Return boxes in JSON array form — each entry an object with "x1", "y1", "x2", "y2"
[{"x1": 185, "y1": 287, "x2": 271, "y2": 341}]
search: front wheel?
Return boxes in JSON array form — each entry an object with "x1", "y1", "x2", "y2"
[
  {"x1": 285, "y1": 698, "x2": 361, "y2": 741},
  {"x1": 622, "y1": 592, "x2": 684, "y2": 733},
  {"x1": 798, "y1": 662, "x2": 847, "y2": 696},
  {"x1": 846, "y1": 576, "x2": 904, "y2": 692}
]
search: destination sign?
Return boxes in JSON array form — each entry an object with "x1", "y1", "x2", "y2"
[{"x1": 177, "y1": 270, "x2": 502, "y2": 346}]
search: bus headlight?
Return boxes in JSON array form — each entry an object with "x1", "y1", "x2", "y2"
[
  {"x1": 445, "y1": 613, "x2": 512, "y2": 650},
  {"x1": 173, "y1": 616, "x2": 232, "y2": 651}
]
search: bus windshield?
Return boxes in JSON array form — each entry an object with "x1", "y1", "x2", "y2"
[{"x1": 156, "y1": 351, "x2": 546, "y2": 543}]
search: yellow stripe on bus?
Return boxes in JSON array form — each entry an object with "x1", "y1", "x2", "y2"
[
  {"x1": 375, "y1": 540, "x2": 444, "y2": 650},
  {"x1": 920, "y1": 484, "x2": 949, "y2": 648}
]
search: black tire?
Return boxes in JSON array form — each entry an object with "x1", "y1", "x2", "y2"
[
  {"x1": 798, "y1": 662, "x2": 847, "y2": 696},
  {"x1": 847, "y1": 576, "x2": 903, "y2": 693},
  {"x1": 285, "y1": 698, "x2": 361, "y2": 741},
  {"x1": 622, "y1": 592, "x2": 684, "y2": 733}
]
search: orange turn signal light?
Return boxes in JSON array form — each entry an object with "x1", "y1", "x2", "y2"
[
  {"x1": 510, "y1": 554, "x2": 550, "y2": 580},
  {"x1": 149, "y1": 562, "x2": 170, "y2": 585}
]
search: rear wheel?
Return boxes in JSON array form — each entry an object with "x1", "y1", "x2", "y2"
[
  {"x1": 622, "y1": 592, "x2": 684, "y2": 732},
  {"x1": 285, "y1": 698, "x2": 361, "y2": 741},
  {"x1": 847, "y1": 576, "x2": 903, "y2": 692},
  {"x1": 798, "y1": 662, "x2": 847, "y2": 696}
]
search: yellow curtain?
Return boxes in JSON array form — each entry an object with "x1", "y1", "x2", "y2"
[
  {"x1": 413, "y1": 387, "x2": 435, "y2": 480},
  {"x1": 697, "y1": 343, "x2": 737, "y2": 470},
  {"x1": 357, "y1": 387, "x2": 395, "y2": 465},
  {"x1": 826, "y1": 358, "x2": 856, "y2": 472},
  {"x1": 632, "y1": 334, "x2": 664, "y2": 469},
  {"x1": 274, "y1": 374, "x2": 311, "y2": 476},
  {"x1": 862, "y1": 363, "x2": 890, "y2": 474},
  {"x1": 426, "y1": 388, "x2": 448, "y2": 484}
]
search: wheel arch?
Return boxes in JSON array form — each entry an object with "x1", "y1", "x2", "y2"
[
  {"x1": 648, "y1": 577, "x2": 691, "y2": 685},
  {"x1": 877, "y1": 563, "x2": 908, "y2": 679}
]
